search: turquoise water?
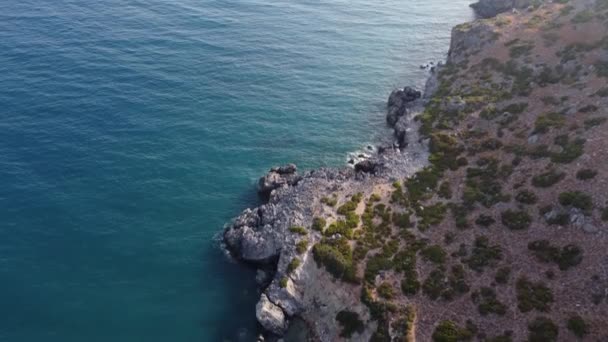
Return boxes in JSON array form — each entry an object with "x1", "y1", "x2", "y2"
[{"x1": 0, "y1": 0, "x2": 473, "y2": 340}]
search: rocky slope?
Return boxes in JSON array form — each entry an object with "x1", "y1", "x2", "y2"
[{"x1": 224, "y1": 0, "x2": 608, "y2": 340}]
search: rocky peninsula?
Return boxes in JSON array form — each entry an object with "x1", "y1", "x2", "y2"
[{"x1": 224, "y1": 0, "x2": 608, "y2": 340}]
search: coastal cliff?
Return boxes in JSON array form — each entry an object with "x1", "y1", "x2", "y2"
[{"x1": 224, "y1": 0, "x2": 608, "y2": 340}]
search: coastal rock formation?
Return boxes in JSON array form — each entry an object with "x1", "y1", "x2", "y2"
[
  {"x1": 470, "y1": 0, "x2": 542, "y2": 18},
  {"x1": 256, "y1": 294, "x2": 288, "y2": 335},
  {"x1": 225, "y1": 0, "x2": 608, "y2": 339},
  {"x1": 257, "y1": 164, "x2": 302, "y2": 197},
  {"x1": 386, "y1": 86, "x2": 421, "y2": 126}
]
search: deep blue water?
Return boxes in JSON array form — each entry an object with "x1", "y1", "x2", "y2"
[{"x1": 0, "y1": 0, "x2": 473, "y2": 341}]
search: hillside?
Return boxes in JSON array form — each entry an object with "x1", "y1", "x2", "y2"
[{"x1": 224, "y1": 0, "x2": 608, "y2": 340}]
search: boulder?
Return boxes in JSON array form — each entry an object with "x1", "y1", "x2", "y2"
[
  {"x1": 354, "y1": 160, "x2": 379, "y2": 174},
  {"x1": 256, "y1": 294, "x2": 287, "y2": 335},
  {"x1": 258, "y1": 164, "x2": 302, "y2": 197}
]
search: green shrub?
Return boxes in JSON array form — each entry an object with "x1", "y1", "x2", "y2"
[
  {"x1": 312, "y1": 217, "x2": 326, "y2": 231},
  {"x1": 337, "y1": 193, "x2": 363, "y2": 215},
  {"x1": 516, "y1": 277, "x2": 553, "y2": 313},
  {"x1": 364, "y1": 253, "x2": 393, "y2": 283},
  {"x1": 515, "y1": 189, "x2": 538, "y2": 204},
  {"x1": 495, "y1": 267, "x2": 511, "y2": 284},
  {"x1": 595, "y1": 60, "x2": 608, "y2": 78},
  {"x1": 377, "y1": 282, "x2": 395, "y2": 299},
  {"x1": 407, "y1": 166, "x2": 442, "y2": 203},
  {"x1": 279, "y1": 277, "x2": 288, "y2": 288},
  {"x1": 558, "y1": 191, "x2": 593, "y2": 212},
  {"x1": 296, "y1": 239, "x2": 308, "y2": 254},
  {"x1": 534, "y1": 112, "x2": 565, "y2": 133},
  {"x1": 392, "y1": 211, "x2": 412, "y2": 229},
  {"x1": 421, "y1": 245, "x2": 447, "y2": 264},
  {"x1": 432, "y1": 320, "x2": 474, "y2": 342},
  {"x1": 602, "y1": 207, "x2": 608, "y2": 221},
  {"x1": 501, "y1": 210, "x2": 531, "y2": 230},
  {"x1": 287, "y1": 258, "x2": 301, "y2": 274},
  {"x1": 473, "y1": 287, "x2": 507, "y2": 316},
  {"x1": 584, "y1": 117, "x2": 607, "y2": 129},
  {"x1": 438, "y1": 182, "x2": 452, "y2": 199},
  {"x1": 576, "y1": 169, "x2": 597, "y2": 180},
  {"x1": 416, "y1": 202, "x2": 447, "y2": 230},
  {"x1": 572, "y1": 10, "x2": 594, "y2": 23},
  {"x1": 528, "y1": 240, "x2": 583, "y2": 270},
  {"x1": 312, "y1": 238, "x2": 357, "y2": 282},
  {"x1": 401, "y1": 274, "x2": 421, "y2": 296},
  {"x1": 551, "y1": 137, "x2": 585, "y2": 164},
  {"x1": 321, "y1": 195, "x2": 337, "y2": 207},
  {"x1": 475, "y1": 214, "x2": 495, "y2": 227},
  {"x1": 289, "y1": 226, "x2": 308, "y2": 235},
  {"x1": 567, "y1": 314, "x2": 588, "y2": 338},
  {"x1": 532, "y1": 169, "x2": 565, "y2": 187},
  {"x1": 465, "y1": 236, "x2": 502, "y2": 272},
  {"x1": 336, "y1": 310, "x2": 364, "y2": 338},
  {"x1": 528, "y1": 317, "x2": 558, "y2": 342},
  {"x1": 509, "y1": 42, "x2": 534, "y2": 58}
]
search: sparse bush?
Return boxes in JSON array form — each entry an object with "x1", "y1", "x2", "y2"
[
  {"x1": 567, "y1": 314, "x2": 588, "y2": 338},
  {"x1": 321, "y1": 195, "x2": 337, "y2": 207},
  {"x1": 421, "y1": 245, "x2": 447, "y2": 264},
  {"x1": 377, "y1": 282, "x2": 394, "y2": 299},
  {"x1": 572, "y1": 10, "x2": 594, "y2": 23},
  {"x1": 551, "y1": 137, "x2": 585, "y2": 164},
  {"x1": 528, "y1": 240, "x2": 583, "y2": 270},
  {"x1": 534, "y1": 112, "x2": 565, "y2": 133},
  {"x1": 476, "y1": 214, "x2": 495, "y2": 227},
  {"x1": 528, "y1": 317, "x2": 558, "y2": 342},
  {"x1": 296, "y1": 239, "x2": 308, "y2": 254},
  {"x1": 473, "y1": 287, "x2": 507, "y2": 316},
  {"x1": 312, "y1": 217, "x2": 326, "y2": 231},
  {"x1": 516, "y1": 277, "x2": 553, "y2": 313},
  {"x1": 336, "y1": 310, "x2": 364, "y2": 338},
  {"x1": 465, "y1": 236, "x2": 502, "y2": 272},
  {"x1": 501, "y1": 209, "x2": 532, "y2": 230},
  {"x1": 432, "y1": 320, "x2": 474, "y2": 342},
  {"x1": 279, "y1": 277, "x2": 288, "y2": 288},
  {"x1": 438, "y1": 182, "x2": 452, "y2": 199},
  {"x1": 576, "y1": 169, "x2": 597, "y2": 180},
  {"x1": 558, "y1": 191, "x2": 593, "y2": 212},
  {"x1": 584, "y1": 117, "x2": 607, "y2": 129},
  {"x1": 495, "y1": 267, "x2": 511, "y2": 284},
  {"x1": 532, "y1": 170, "x2": 565, "y2": 187},
  {"x1": 287, "y1": 258, "x2": 301, "y2": 274},
  {"x1": 516, "y1": 189, "x2": 538, "y2": 204},
  {"x1": 289, "y1": 226, "x2": 308, "y2": 235}
]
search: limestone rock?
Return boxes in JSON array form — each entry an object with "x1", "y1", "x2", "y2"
[
  {"x1": 256, "y1": 294, "x2": 287, "y2": 335},
  {"x1": 258, "y1": 164, "x2": 302, "y2": 197}
]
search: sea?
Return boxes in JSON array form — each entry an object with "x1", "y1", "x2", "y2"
[{"x1": 0, "y1": 0, "x2": 473, "y2": 340}]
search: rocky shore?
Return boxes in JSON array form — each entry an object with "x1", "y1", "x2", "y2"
[
  {"x1": 223, "y1": 80, "x2": 431, "y2": 339},
  {"x1": 223, "y1": 0, "x2": 608, "y2": 340}
]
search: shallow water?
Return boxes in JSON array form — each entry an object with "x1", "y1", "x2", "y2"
[{"x1": 0, "y1": 0, "x2": 473, "y2": 340}]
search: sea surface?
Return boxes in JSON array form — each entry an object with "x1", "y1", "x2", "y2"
[{"x1": 0, "y1": 0, "x2": 473, "y2": 340}]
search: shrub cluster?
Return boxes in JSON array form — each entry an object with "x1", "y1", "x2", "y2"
[
  {"x1": 516, "y1": 277, "x2": 554, "y2": 313},
  {"x1": 528, "y1": 317, "x2": 558, "y2": 342},
  {"x1": 335, "y1": 310, "x2": 364, "y2": 338},
  {"x1": 432, "y1": 320, "x2": 474, "y2": 342},
  {"x1": 473, "y1": 287, "x2": 507, "y2": 316},
  {"x1": 501, "y1": 209, "x2": 532, "y2": 230},
  {"x1": 528, "y1": 240, "x2": 583, "y2": 270},
  {"x1": 465, "y1": 236, "x2": 503, "y2": 272}
]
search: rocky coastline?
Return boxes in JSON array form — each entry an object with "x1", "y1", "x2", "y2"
[
  {"x1": 223, "y1": 0, "x2": 608, "y2": 340},
  {"x1": 223, "y1": 70, "x2": 435, "y2": 339}
]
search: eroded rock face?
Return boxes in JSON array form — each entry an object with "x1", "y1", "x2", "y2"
[
  {"x1": 258, "y1": 163, "x2": 302, "y2": 197},
  {"x1": 256, "y1": 294, "x2": 287, "y2": 335},
  {"x1": 470, "y1": 0, "x2": 542, "y2": 18},
  {"x1": 387, "y1": 86, "x2": 421, "y2": 126}
]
